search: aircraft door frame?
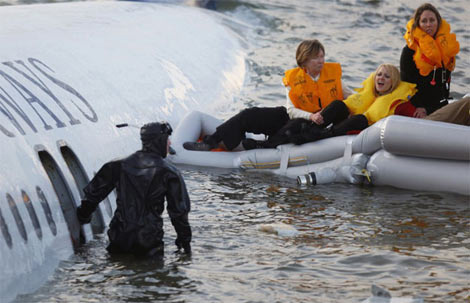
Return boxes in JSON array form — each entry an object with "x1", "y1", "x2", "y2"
[
  {"x1": 58, "y1": 141, "x2": 106, "y2": 236},
  {"x1": 36, "y1": 145, "x2": 83, "y2": 251}
]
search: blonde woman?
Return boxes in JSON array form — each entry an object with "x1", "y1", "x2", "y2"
[{"x1": 290, "y1": 64, "x2": 417, "y2": 144}]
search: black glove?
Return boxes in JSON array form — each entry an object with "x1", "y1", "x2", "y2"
[
  {"x1": 76, "y1": 205, "x2": 92, "y2": 225},
  {"x1": 175, "y1": 239, "x2": 191, "y2": 254}
]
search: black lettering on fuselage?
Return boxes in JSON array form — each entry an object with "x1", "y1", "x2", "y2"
[
  {"x1": 28, "y1": 58, "x2": 98, "y2": 123},
  {"x1": 4, "y1": 60, "x2": 80, "y2": 126},
  {"x1": 0, "y1": 69, "x2": 64, "y2": 131},
  {"x1": 0, "y1": 86, "x2": 37, "y2": 136},
  {"x1": 0, "y1": 58, "x2": 98, "y2": 137}
]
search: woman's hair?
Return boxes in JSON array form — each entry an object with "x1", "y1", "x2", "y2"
[
  {"x1": 374, "y1": 64, "x2": 401, "y2": 96},
  {"x1": 296, "y1": 39, "x2": 325, "y2": 67},
  {"x1": 411, "y1": 3, "x2": 442, "y2": 34}
]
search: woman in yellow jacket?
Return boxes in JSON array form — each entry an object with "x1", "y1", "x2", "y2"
[{"x1": 292, "y1": 64, "x2": 417, "y2": 144}]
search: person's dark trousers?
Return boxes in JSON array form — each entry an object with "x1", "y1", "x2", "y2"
[
  {"x1": 320, "y1": 100, "x2": 350, "y2": 126},
  {"x1": 106, "y1": 241, "x2": 164, "y2": 257},
  {"x1": 212, "y1": 106, "x2": 289, "y2": 150},
  {"x1": 295, "y1": 114, "x2": 368, "y2": 144},
  {"x1": 331, "y1": 114, "x2": 369, "y2": 136},
  {"x1": 264, "y1": 118, "x2": 311, "y2": 147},
  {"x1": 320, "y1": 100, "x2": 368, "y2": 136},
  {"x1": 265, "y1": 100, "x2": 350, "y2": 146}
]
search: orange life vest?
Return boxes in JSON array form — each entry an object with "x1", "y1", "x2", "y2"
[
  {"x1": 404, "y1": 18, "x2": 460, "y2": 76},
  {"x1": 283, "y1": 63, "x2": 343, "y2": 113}
]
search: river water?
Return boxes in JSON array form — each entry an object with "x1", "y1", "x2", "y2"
[{"x1": 11, "y1": 0, "x2": 470, "y2": 302}]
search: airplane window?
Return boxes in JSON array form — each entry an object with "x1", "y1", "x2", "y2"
[
  {"x1": 0, "y1": 206, "x2": 13, "y2": 248},
  {"x1": 36, "y1": 186, "x2": 57, "y2": 236},
  {"x1": 7, "y1": 194, "x2": 27, "y2": 242},
  {"x1": 22, "y1": 190, "x2": 43, "y2": 240}
]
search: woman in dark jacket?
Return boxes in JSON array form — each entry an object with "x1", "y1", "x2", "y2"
[{"x1": 398, "y1": 3, "x2": 460, "y2": 118}]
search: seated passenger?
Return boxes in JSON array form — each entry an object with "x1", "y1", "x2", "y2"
[
  {"x1": 394, "y1": 3, "x2": 466, "y2": 126},
  {"x1": 422, "y1": 96, "x2": 469, "y2": 126},
  {"x1": 183, "y1": 39, "x2": 352, "y2": 151},
  {"x1": 398, "y1": 3, "x2": 460, "y2": 117},
  {"x1": 285, "y1": 64, "x2": 417, "y2": 144}
]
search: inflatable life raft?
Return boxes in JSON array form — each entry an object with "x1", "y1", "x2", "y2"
[{"x1": 168, "y1": 111, "x2": 470, "y2": 196}]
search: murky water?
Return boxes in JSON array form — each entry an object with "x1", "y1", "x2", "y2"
[
  {"x1": 10, "y1": 0, "x2": 470, "y2": 302},
  {"x1": 16, "y1": 168, "x2": 470, "y2": 302},
  {"x1": 214, "y1": 0, "x2": 469, "y2": 116}
]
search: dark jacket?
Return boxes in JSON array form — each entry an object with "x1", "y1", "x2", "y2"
[
  {"x1": 78, "y1": 150, "x2": 191, "y2": 255},
  {"x1": 400, "y1": 45, "x2": 451, "y2": 114}
]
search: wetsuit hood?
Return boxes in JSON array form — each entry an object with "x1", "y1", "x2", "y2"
[{"x1": 140, "y1": 122, "x2": 173, "y2": 158}]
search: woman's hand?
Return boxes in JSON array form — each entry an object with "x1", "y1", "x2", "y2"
[
  {"x1": 413, "y1": 107, "x2": 427, "y2": 118},
  {"x1": 310, "y1": 112, "x2": 324, "y2": 125}
]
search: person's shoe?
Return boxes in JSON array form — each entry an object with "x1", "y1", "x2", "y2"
[
  {"x1": 202, "y1": 135, "x2": 218, "y2": 147},
  {"x1": 183, "y1": 141, "x2": 214, "y2": 151},
  {"x1": 242, "y1": 138, "x2": 266, "y2": 150},
  {"x1": 183, "y1": 135, "x2": 219, "y2": 151}
]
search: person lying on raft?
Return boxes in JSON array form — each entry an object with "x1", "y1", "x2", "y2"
[
  {"x1": 281, "y1": 64, "x2": 417, "y2": 144},
  {"x1": 183, "y1": 39, "x2": 352, "y2": 151}
]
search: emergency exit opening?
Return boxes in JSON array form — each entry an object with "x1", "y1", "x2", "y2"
[
  {"x1": 60, "y1": 146, "x2": 106, "y2": 235},
  {"x1": 38, "y1": 150, "x2": 83, "y2": 251}
]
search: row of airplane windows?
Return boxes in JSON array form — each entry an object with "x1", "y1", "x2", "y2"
[
  {"x1": 0, "y1": 186, "x2": 57, "y2": 249},
  {"x1": 1, "y1": 146, "x2": 115, "y2": 251}
]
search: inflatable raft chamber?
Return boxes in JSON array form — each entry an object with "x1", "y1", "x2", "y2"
[{"x1": 169, "y1": 111, "x2": 469, "y2": 196}]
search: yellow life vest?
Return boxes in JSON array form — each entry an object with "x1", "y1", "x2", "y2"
[
  {"x1": 283, "y1": 63, "x2": 343, "y2": 113},
  {"x1": 404, "y1": 18, "x2": 460, "y2": 76},
  {"x1": 344, "y1": 72, "x2": 417, "y2": 125}
]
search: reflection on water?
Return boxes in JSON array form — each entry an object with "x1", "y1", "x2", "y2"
[
  {"x1": 9, "y1": 0, "x2": 470, "y2": 302},
  {"x1": 216, "y1": 0, "x2": 469, "y2": 115},
  {"x1": 17, "y1": 168, "x2": 470, "y2": 302}
]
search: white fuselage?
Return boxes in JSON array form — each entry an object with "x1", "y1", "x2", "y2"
[{"x1": 0, "y1": 2, "x2": 246, "y2": 302}]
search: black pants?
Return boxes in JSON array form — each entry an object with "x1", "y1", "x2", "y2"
[
  {"x1": 212, "y1": 106, "x2": 289, "y2": 150},
  {"x1": 321, "y1": 100, "x2": 350, "y2": 126},
  {"x1": 322, "y1": 100, "x2": 368, "y2": 136},
  {"x1": 270, "y1": 100, "x2": 369, "y2": 145},
  {"x1": 107, "y1": 241, "x2": 164, "y2": 257}
]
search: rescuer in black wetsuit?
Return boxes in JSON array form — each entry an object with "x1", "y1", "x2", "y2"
[{"x1": 76, "y1": 122, "x2": 191, "y2": 256}]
